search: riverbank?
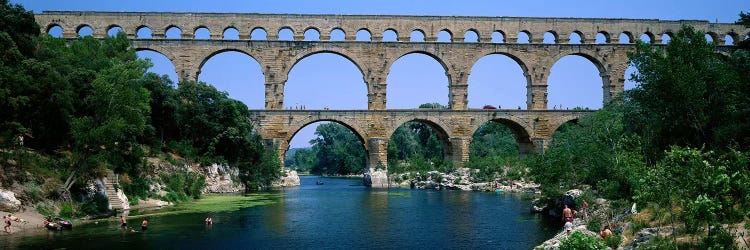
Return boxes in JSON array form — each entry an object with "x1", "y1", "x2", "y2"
[{"x1": 0, "y1": 205, "x2": 47, "y2": 235}]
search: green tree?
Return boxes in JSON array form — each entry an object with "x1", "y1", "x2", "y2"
[
  {"x1": 627, "y1": 25, "x2": 741, "y2": 161},
  {"x1": 309, "y1": 122, "x2": 366, "y2": 175},
  {"x1": 71, "y1": 56, "x2": 152, "y2": 175},
  {"x1": 528, "y1": 101, "x2": 645, "y2": 200}
]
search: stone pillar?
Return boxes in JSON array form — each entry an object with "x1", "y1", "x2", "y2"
[
  {"x1": 293, "y1": 34, "x2": 304, "y2": 41},
  {"x1": 530, "y1": 137, "x2": 553, "y2": 154},
  {"x1": 63, "y1": 29, "x2": 77, "y2": 39},
  {"x1": 518, "y1": 140, "x2": 537, "y2": 158},
  {"x1": 264, "y1": 69, "x2": 287, "y2": 110},
  {"x1": 320, "y1": 34, "x2": 331, "y2": 41},
  {"x1": 371, "y1": 34, "x2": 383, "y2": 41},
  {"x1": 368, "y1": 83, "x2": 387, "y2": 110},
  {"x1": 365, "y1": 69, "x2": 388, "y2": 110},
  {"x1": 267, "y1": 31, "x2": 279, "y2": 41},
  {"x1": 449, "y1": 137, "x2": 471, "y2": 168},
  {"x1": 345, "y1": 34, "x2": 356, "y2": 41},
  {"x1": 152, "y1": 32, "x2": 165, "y2": 39},
  {"x1": 174, "y1": 61, "x2": 199, "y2": 83},
  {"x1": 506, "y1": 33, "x2": 518, "y2": 44},
  {"x1": 363, "y1": 138, "x2": 388, "y2": 188},
  {"x1": 449, "y1": 84, "x2": 468, "y2": 110},
  {"x1": 182, "y1": 32, "x2": 193, "y2": 40},
  {"x1": 530, "y1": 32, "x2": 544, "y2": 44},
  {"x1": 447, "y1": 67, "x2": 469, "y2": 110},
  {"x1": 92, "y1": 30, "x2": 106, "y2": 39},
  {"x1": 263, "y1": 138, "x2": 287, "y2": 169},
  {"x1": 606, "y1": 54, "x2": 630, "y2": 104},
  {"x1": 479, "y1": 36, "x2": 492, "y2": 43},
  {"x1": 239, "y1": 33, "x2": 250, "y2": 40},
  {"x1": 210, "y1": 33, "x2": 221, "y2": 40},
  {"x1": 527, "y1": 62, "x2": 550, "y2": 110},
  {"x1": 426, "y1": 36, "x2": 438, "y2": 42}
]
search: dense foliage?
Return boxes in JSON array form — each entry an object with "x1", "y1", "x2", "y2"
[
  {"x1": 466, "y1": 122, "x2": 522, "y2": 181},
  {"x1": 525, "y1": 17, "x2": 750, "y2": 248},
  {"x1": 0, "y1": 1, "x2": 279, "y2": 210}
]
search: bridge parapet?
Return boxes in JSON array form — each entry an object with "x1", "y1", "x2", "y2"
[{"x1": 37, "y1": 11, "x2": 747, "y2": 46}]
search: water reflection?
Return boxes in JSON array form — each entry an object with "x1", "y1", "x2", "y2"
[{"x1": 7, "y1": 176, "x2": 557, "y2": 249}]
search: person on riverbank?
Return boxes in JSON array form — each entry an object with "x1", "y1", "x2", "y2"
[
  {"x1": 581, "y1": 199, "x2": 588, "y2": 220},
  {"x1": 562, "y1": 205, "x2": 573, "y2": 222},
  {"x1": 4, "y1": 215, "x2": 11, "y2": 234},
  {"x1": 600, "y1": 225, "x2": 613, "y2": 240},
  {"x1": 120, "y1": 216, "x2": 127, "y2": 230},
  {"x1": 564, "y1": 220, "x2": 573, "y2": 236},
  {"x1": 141, "y1": 218, "x2": 148, "y2": 231}
]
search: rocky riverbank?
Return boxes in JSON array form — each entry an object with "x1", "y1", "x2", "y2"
[{"x1": 388, "y1": 168, "x2": 542, "y2": 193}]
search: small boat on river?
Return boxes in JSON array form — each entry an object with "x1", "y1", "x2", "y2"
[{"x1": 316, "y1": 180, "x2": 324, "y2": 185}]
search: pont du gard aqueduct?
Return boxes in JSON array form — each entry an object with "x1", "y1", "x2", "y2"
[{"x1": 34, "y1": 11, "x2": 749, "y2": 187}]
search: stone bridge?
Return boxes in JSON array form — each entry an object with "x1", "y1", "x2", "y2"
[
  {"x1": 250, "y1": 109, "x2": 590, "y2": 186},
  {"x1": 34, "y1": 11, "x2": 748, "y2": 187}
]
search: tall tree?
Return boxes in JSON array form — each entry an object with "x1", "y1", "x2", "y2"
[
  {"x1": 309, "y1": 122, "x2": 366, "y2": 175},
  {"x1": 627, "y1": 25, "x2": 740, "y2": 161}
]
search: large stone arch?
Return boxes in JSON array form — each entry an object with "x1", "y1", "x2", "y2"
[
  {"x1": 548, "y1": 50, "x2": 616, "y2": 105},
  {"x1": 283, "y1": 118, "x2": 369, "y2": 152},
  {"x1": 468, "y1": 52, "x2": 533, "y2": 89},
  {"x1": 196, "y1": 48, "x2": 265, "y2": 79},
  {"x1": 547, "y1": 117, "x2": 582, "y2": 137},
  {"x1": 468, "y1": 117, "x2": 536, "y2": 157},
  {"x1": 133, "y1": 47, "x2": 179, "y2": 75},
  {"x1": 385, "y1": 117, "x2": 454, "y2": 162},
  {"x1": 384, "y1": 50, "x2": 450, "y2": 79},
  {"x1": 283, "y1": 49, "x2": 367, "y2": 83}
]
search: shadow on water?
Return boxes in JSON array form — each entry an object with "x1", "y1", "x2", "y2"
[{"x1": 6, "y1": 176, "x2": 558, "y2": 250}]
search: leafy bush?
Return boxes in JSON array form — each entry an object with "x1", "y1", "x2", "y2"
[
  {"x1": 78, "y1": 193, "x2": 109, "y2": 216},
  {"x1": 700, "y1": 226, "x2": 737, "y2": 250},
  {"x1": 122, "y1": 174, "x2": 151, "y2": 200},
  {"x1": 604, "y1": 234, "x2": 622, "y2": 249},
  {"x1": 58, "y1": 202, "x2": 75, "y2": 218},
  {"x1": 586, "y1": 217, "x2": 602, "y2": 232},
  {"x1": 559, "y1": 231, "x2": 606, "y2": 250}
]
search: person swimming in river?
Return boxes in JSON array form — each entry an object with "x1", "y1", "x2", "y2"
[
  {"x1": 141, "y1": 218, "x2": 148, "y2": 231},
  {"x1": 205, "y1": 216, "x2": 213, "y2": 225},
  {"x1": 120, "y1": 215, "x2": 127, "y2": 229}
]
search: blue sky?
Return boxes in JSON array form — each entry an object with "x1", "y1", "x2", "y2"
[{"x1": 14, "y1": 0, "x2": 750, "y2": 148}]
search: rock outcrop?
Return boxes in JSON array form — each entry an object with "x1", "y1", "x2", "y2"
[
  {"x1": 535, "y1": 218, "x2": 597, "y2": 250},
  {"x1": 389, "y1": 168, "x2": 541, "y2": 193},
  {"x1": 276, "y1": 170, "x2": 300, "y2": 187},
  {"x1": 0, "y1": 188, "x2": 21, "y2": 212},
  {"x1": 203, "y1": 164, "x2": 242, "y2": 193}
]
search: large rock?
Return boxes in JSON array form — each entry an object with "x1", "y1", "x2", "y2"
[
  {"x1": 278, "y1": 170, "x2": 300, "y2": 187},
  {"x1": 535, "y1": 218, "x2": 597, "y2": 250},
  {"x1": 0, "y1": 189, "x2": 21, "y2": 212},
  {"x1": 203, "y1": 164, "x2": 243, "y2": 193},
  {"x1": 363, "y1": 169, "x2": 388, "y2": 188}
]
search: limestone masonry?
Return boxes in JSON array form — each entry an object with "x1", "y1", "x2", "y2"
[{"x1": 35, "y1": 11, "x2": 749, "y2": 187}]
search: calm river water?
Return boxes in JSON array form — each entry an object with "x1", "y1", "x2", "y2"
[{"x1": 4, "y1": 176, "x2": 558, "y2": 249}]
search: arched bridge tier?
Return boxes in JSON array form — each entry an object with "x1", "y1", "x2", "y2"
[
  {"x1": 37, "y1": 12, "x2": 748, "y2": 111},
  {"x1": 249, "y1": 109, "x2": 591, "y2": 171}
]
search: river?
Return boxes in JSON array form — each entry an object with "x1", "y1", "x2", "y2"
[{"x1": 3, "y1": 176, "x2": 559, "y2": 249}]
